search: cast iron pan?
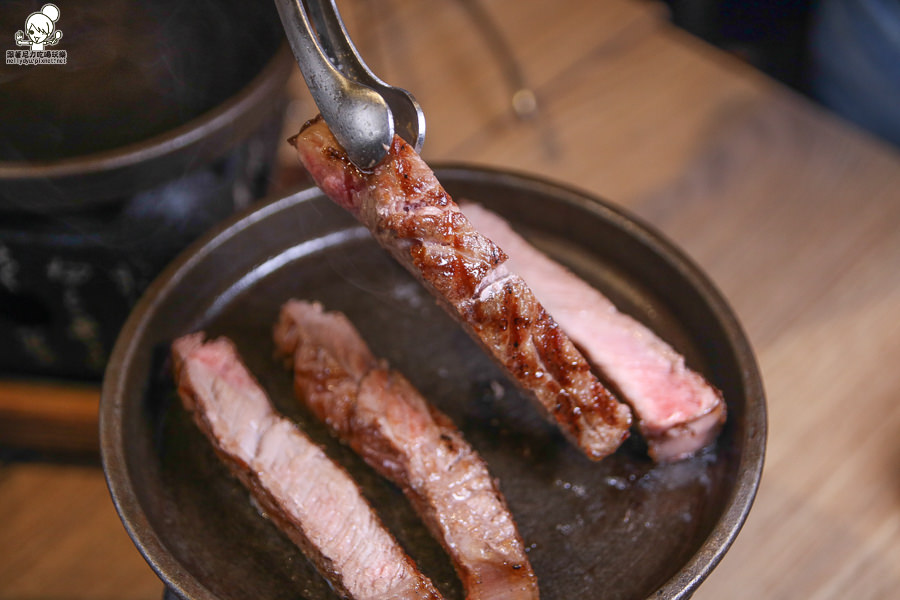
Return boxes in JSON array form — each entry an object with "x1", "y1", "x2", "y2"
[{"x1": 101, "y1": 166, "x2": 766, "y2": 600}]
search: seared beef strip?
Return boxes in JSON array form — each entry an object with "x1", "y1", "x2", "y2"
[
  {"x1": 275, "y1": 300, "x2": 540, "y2": 600},
  {"x1": 461, "y1": 203, "x2": 726, "y2": 462},
  {"x1": 289, "y1": 116, "x2": 632, "y2": 460},
  {"x1": 171, "y1": 334, "x2": 443, "y2": 600}
]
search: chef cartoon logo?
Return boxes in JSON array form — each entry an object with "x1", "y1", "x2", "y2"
[{"x1": 6, "y1": 3, "x2": 67, "y2": 65}]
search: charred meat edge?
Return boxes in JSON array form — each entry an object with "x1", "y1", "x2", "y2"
[
  {"x1": 289, "y1": 115, "x2": 632, "y2": 461},
  {"x1": 275, "y1": 299, "x2": 540, "y2": 600},
  {"x1": 171, "y1": 333, "x2": 443, "y2": 600},
  {"x1": 460, "y1": 202, "x2": 726, "y2": 462}
]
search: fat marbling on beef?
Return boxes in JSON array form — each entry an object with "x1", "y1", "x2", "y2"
[
  {"x1": 460, "y1": 203, "x2": 726, "y2": 462},
  {"x1": 275, "y1": 300, "x2": 539, "y2": 600},
  {"x1": 289, "y1": 116, "x2": 632, "y2": 461},
  {"x1": 171, "y1": 333, "x2": 442, "y2": 600}
]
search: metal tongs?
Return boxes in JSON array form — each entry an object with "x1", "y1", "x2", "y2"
[{"x1": 274, "y1": 0, "x2": 426, "y2": 170}]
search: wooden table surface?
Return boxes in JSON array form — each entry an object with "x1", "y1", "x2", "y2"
[{"x1": 3, "y1": 0, "x2": 900, "y2": 598}]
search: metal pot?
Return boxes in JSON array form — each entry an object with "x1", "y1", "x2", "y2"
[{"x1": 0, "y1": 0, "x2": 294, "y2": 378}]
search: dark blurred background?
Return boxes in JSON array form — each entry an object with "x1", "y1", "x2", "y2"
[
  {"x1": 665, "y1": 0, "x2": 814, "y2": 90},
  {"x1": 664, "y1": 0, "x2": 900, "y2": 149}
]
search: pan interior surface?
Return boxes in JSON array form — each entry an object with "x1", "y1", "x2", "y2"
[{"x1": 102, "y1": 167, "x2": 764, "y2": 600}]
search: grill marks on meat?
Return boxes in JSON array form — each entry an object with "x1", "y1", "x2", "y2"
[
  {"x1": 290, "y1": 116, "x2": 632, "y2": 460},
  {"x1": 460, "y1": 203, "x2": 726, "y2": 462},
  {"x1": 171, "y1": 334, "x2": 443, "y2": 600},
  {"x1": 275, "y1": 300, "x2": 540, "y2": 600}
]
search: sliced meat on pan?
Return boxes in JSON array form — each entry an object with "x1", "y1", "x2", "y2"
[
  {"x1": 460, "y1": 203, "x2": 726, "y2": 462},
  {"x1": 275, "y1": 300, "x2": 540, "y2": 600},
  {"x1": 289, "y1": 116, "x2": 632, "y2": 461},
  {"x1": 171, "y1": 333, "x2": 443, "y2": 600}
]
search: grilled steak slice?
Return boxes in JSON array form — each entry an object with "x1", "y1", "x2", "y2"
[
  {"x1": 275, "y1": 300, "x2": 540, "y2": 600},
  {"x1": 171, "y1": 333, "x2": 443, "y2": 600},
  {"x1": 289, "y1": 116, "x2": 632, "y2": 460},
  {"x1": 460, "y1": 203, "x2": 726, "y2": 462}
]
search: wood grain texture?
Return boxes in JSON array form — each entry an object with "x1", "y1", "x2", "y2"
[
  {"x1": 0, "y1": 464, "x2": 162, "y2": 600},
  {"x1": 3, "y1": 0, "x2": 900, "y2": 598},
  {"x1": 0, "y1": 381, "x2": 100, "y2": 453}
]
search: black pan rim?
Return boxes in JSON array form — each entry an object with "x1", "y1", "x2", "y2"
[{"x1": 0, "y1": 43, "x2": 293, "y2": 211}]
